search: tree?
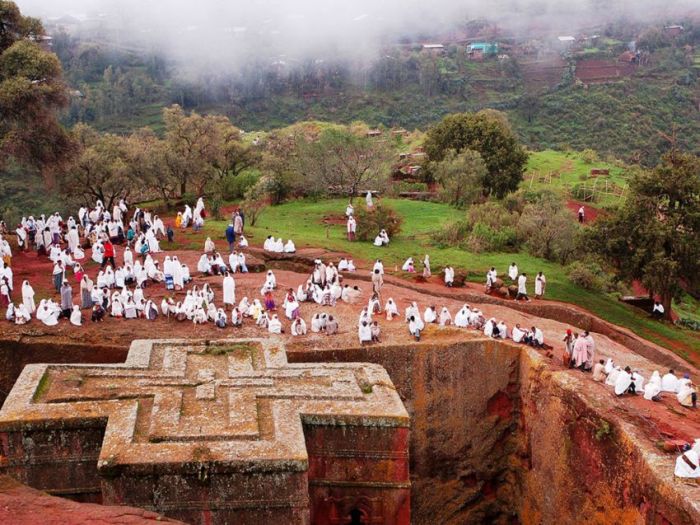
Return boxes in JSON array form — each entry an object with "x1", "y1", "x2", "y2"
[
  {"x1": 0, "y1": 1, "x2": 73, "y2": 177},
  {"x1": 60, "y1": 124, "x2": 132, "y2": 210},
  {"x1": 123, "y1": 128, "x2": 172, "y2": 205},
  {"x1": 424, "y1": 110, "x2": 528, "y2": 198},
  {"x1": 588, "y1": 151, "x2": 700, "y2": 319},
  {"x1": 432, "y1": 149, "x2": 487, "y2": 208},
  {"x1": 297, "y1": 128, "x2": 391, "y2": 199},
  {"x1": 516, "y1": 192, "x2": 581, "y2": 265}
]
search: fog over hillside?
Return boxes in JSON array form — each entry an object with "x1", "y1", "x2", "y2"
[{"x1": 15, "y1": 0, "x2": 698, "y2": 73}]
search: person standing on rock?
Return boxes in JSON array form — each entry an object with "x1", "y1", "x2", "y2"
[
  {"x1": 508, "y1": 262, "x2": 518, "y2": 282},
  {"x1": 516, "y1": 273, "x2": 530, "y2": 302}
]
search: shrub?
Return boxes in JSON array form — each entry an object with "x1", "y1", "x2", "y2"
[
  {"x1": 517, "y1": 192, "x2": 582, "y2": 264},
  {"x1": 581, "y1": 148, "x2": 599, "y2": 164},
  {"x1": 355, "y1": 202, "x2": 403, "y2": 241},
  {"x1": 567, "y1": 260, "x2": 613, "y2": 292},
  {"x1": 222, "y1": 170, "x2": 261, "y2": 201}
]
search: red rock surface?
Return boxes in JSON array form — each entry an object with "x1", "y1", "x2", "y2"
[{"x1": 0, "y1": 475, "x2": 181, "y2": 524}]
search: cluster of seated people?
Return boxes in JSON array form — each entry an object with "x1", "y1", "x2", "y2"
[
  {"x1": 591, "y1": 361, "x2": 697, "y2": 408},
  {"x1": 263, "y1": 236, "x2": 295, "y2": 253}
]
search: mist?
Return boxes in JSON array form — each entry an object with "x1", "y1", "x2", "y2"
[{"x1": 14, "y1": 0, "x2": 698, "y2": 73}]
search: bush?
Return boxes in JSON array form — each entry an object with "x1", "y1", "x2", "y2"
[
  {"x1": 567, "y1": 260, "x2": 613, "y2": 292},
  {"x1": 355, "y1": 202, "x2": 403, "y2": 241},
  {"x1": 434, "y1": 201, "x2": 519, "y2": 252},
  {"x1": 467, "y1": 223, "x2": 518, "y2": 252},
  {"x1": 581, "y1": 148, "x2": 599, "y2": 164},
  {"x1": 222, "y1": 170, "x2": 261, "y2": 201},
  {"x1": 517, "y1": 192, "x2": 582, "y2": 264}
]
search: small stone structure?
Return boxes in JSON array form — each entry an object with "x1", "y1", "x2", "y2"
[{"x1": 0, "y1": 339, "x2": 410, "y2": 524}]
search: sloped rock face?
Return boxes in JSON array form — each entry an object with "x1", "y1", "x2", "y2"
[
  {"x1": 0, "y1": 474, "x2": 182, "y2": 524},
  {"x1": 518, "y1": 351, "x2": 700, "y2": 525}
]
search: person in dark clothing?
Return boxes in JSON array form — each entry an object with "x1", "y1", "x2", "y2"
[{"x1": 225, "y1": 223, "x2": 236, "y2": 253}]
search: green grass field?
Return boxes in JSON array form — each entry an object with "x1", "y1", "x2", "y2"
[
  {"x1": 201, "y1": 197, "x2": 700, "y2": 361},
  {"x1": 525, "y1": 150, "x2": 629, "y2": 207}
]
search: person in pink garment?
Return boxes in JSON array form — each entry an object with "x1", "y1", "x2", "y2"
[{"x1": 572, "y1": 333, "x2": 589, "y2": 369}]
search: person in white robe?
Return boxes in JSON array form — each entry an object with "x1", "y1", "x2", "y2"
[
  {"x1": 402, "y1": 257, "x2": 414, "y2": 272},
  {"x1": 677, "y1": 375, "x2": 697, "y2": 408},
  {"x1": 238, "y1": 235, "x2": 249, "y2": 248},
  {"x1": 535, "y1": 272, "x2": 546, "y2": 299},
  {"x1": 250, "y1": 299, "x2": 263, "y2": 322},
  {"x1": 454, "y1": 305, "x2": 470, "y2": 328},
  {"x1": 512, "y1": 324, "x2": 527, "y2": 343},
  {"x1": 605, "y1": 367, "x2": 621, "y2": 387},
  {"x1": 197, "y1": 254, "x2": 212, "y2": 275},
  {"x1": 385, "y1": 299, "x2": 399, "y2": 320},
  {"x1": 291, "y1": 318, "x2": 307, "y2": 336},
  {"x1": 444, "y1": 266, "x2": 454, "y2": 287},
  {"x1": 347, "y1": 259, "x2": 356, "y2": 272},
  {"x1": 424, "y1": 306, "x2": 437, "y2": 324},
  {"x1": 263, "y1": 236, "x2": 274, "y2": 251},
  {"x1": 346, "y1": 203, "x2": 354, "y2": 217},
  {"x1": 508, "y1": 263, "x2": 518, "y2": 281},
  {"x1": 172, "y1": 257, "x2": 184, "y2": 289},
  {"x1": 484, "y1": 318, "x2": 496, "y2": 338},
  {"x1": 14, "y1": 303, "x2": 30, "y2": 325},
  {"x1": 192, "y1": 307, "x2": 207, "y2": 325},
  {"x1": 70, "y1": 305, "x2": 82, "y2": 326},
  {"x1": 229, "y1": 252, "x2": 240, "y2": 273},
  {"x1": 365, "y1": 191, "x2": 374, "y2": 208},
  {"x1": 238, "y1": 297, "x2": 251, "y2": 316},
  {"x1": 284, "y1": 240, "x2": 296, "y2": 253},
  {"x1": 643, "y1": 381, "x2": 662, "y2": 401},
  {"x1": 408, "y1": 315, "x2": 424, "y2": 341},
  {"x1": 223, "y1": 274, "x2": 236, "y2": 308},
  {"x1": 517, "y1": 273, "x2": 530, "y2": 301},
  {"x1": 614, "y1": 367, "x2": 634, "y2": 395},
  {"x1": 268, "y1": 314, "x2": 283, "y2": 334},
  {"x1": 496, "y1": 321, "x2": 508, "y2": 339},
  {"x1": 311, "y1": 313, "x2": 327, "y2": 333},
  {"x1": 282, "y1": 291, "x2": 299, "y2": 319},
  {"x1": 632, "y1": 372, "x2": 645, "y2": 393},
  {"x1": 37, "y1": 300, "x2": 60, "y2": 326},
  {"x1": 439, "y1": 307, "x2": 452, "y2": 327},
  {"x1": 204, "y1": 237, "x2": 215, "y2": 253},
  {"x1": 214, "y1": 308, "x2": 227, "y2": 328},
  {"x1": 21, "y1": 280, "x2": 35, "y2": 314},
  {"x1": 272, "y1": 238, "x2": 284, "y2": 253},
  {"x1": 675, "y1": 439, "x2": 700, "y2": 478},
  {"x1": 358, "y1": 321, "x2": 372, "y2": 344},
  {"x1": 265, "y1": 270, "x2": 277, "y2": 289},
  {"x1": 661, "y1": 370, "x2": 680, "y2": 393},
  {"x1": 338, "y1": 258, "x2": 349, "y2": 272}
]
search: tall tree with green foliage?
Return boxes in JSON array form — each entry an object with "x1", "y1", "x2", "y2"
[
  {"x1": 60, "y1": 124, "x2": 131, "y2": 209},
  {"x1": 424, "y1": 110, "x2": 528, "y2": 198},
  {"x1": 297, "y1": 128, "x2": 391, "y2": 199},
  {"x1": 588, "y1": 151, "x2": 700, "y2": 319},
  {"x1": 431, "y1": 149, "x2": 487, "y2": 208},
  {"x1": 0, "y1": 1, "x2": 73, "y2": 177}
]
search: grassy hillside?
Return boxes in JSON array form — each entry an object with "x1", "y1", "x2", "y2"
[{"x1": 198, "y1": 198, "x2": 700, "y2": 362}]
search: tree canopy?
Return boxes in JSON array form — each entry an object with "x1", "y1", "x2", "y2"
[
  {"x1": 588, "y1": 151, "x2": 700, "y2": 318},
  {"x1": 0, "y1": 1, "x2": 72, "y2": 175},
  {"x1": 297, "y1": 128, "x2": 391, "y2": 199},
  {"x1": 424, "y1": 110, "x2": 528, "y2": 198}
]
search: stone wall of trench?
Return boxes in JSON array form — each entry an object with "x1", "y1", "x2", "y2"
[{"x1": 288, "y1": 340, "x2": 524, "y2": 524}]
